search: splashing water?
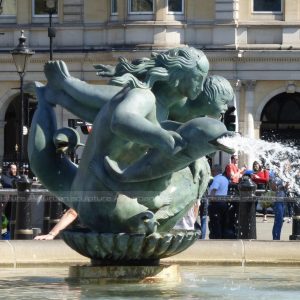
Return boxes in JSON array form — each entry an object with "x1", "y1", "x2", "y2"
[{"x1": 218, "y1": 135, "x2": 300, "y2": 196}]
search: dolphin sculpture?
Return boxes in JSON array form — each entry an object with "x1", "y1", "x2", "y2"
[{"x1": 103, "y1": 117, "x2": 235, "y2": 183}]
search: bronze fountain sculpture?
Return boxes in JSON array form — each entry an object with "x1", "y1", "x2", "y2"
[{"x1": 28, "y1": 47, "x2": 235, "y2": 264}]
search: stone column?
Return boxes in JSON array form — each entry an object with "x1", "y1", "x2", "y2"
[
  {"x1": 244, "y1": 80, "x2": 256, "y2": 167},
  {"x1": 63, "y1": 0, "x2": 83, "y2": 23},
  {"x1": 213, "y1": 0, "x2": 238, "y2": 46},
  {"x1": 254, "y1": 121, "x2": 262, "y2": 141},
  {"x1": 215, "y1": 0, "x2": 239, "y2": 21},
  {"x1": 118, "y1": 0, "x2": 127, "y2": 22},
  {"x1": 234, "y1": 79, "x2": 242, "y2": 133},
  {"x1": 155, "y1": 0, "x2": 166, "y2": 21},
  {"x1": 153, "y1": 0, "x2": 167, "y2": 46},
  {"x1": 0, "y1": 120, "x2": 6, "y2": 163}
]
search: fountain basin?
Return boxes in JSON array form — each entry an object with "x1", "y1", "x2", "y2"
[{"x1": 61, "y1": 229, "x2": 200, "y2": 265}]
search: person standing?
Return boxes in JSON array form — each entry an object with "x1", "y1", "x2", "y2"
[
  {"x1": 250, "y1": 161, "x2": 269, "y2": 190},
  {"x1": 1, "y1": 164, "x2": 19, "y2": 188},
  {"x1": 208, "y1": 164, "x2": 229, "y2": 239},
  {"x1": 271, "y1": 176, "x2": 288, "y2": 240},
  {"x1": 0, "y1": 164, "x2": 20, "y2": 240},
  {"x1": 199, "y1": 195, "x2": 209, "y2": 239},
  {"x1": 249, "y1": 161, "x2": 270, "y2": 222},
  {"x1": 225, "y1": 155, "x2": 246, "y2": 193}
]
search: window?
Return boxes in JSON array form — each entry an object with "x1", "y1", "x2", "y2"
[
  {"x1": 33, "y1": 0, "x2": 58, "y2": 16},
  {"x1": 129, "y1": 0, "x2": 153, "y2": 13},
  {"x1": 0, "y1": 0, "x2": 16, "y2": 15},
  {"x1": 111, "y1": 0, "x2": 117, "y2": 15},
  {"x1": 168, "y1": 0, "x2": 184, "y2": 14},
  {"x1": 253, "y1": 0, "x2": 281, "y2": 12}
]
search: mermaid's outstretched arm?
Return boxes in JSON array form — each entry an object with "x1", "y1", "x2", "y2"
[
  {"x1": 44, "y1": 60, "x2": 122, "y2": 111},
  {"x1": 44, "y1": 87, "x2": 98, "y2": 123}
]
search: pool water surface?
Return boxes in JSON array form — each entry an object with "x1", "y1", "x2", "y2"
[{"x1": 0, "y1": 266, "x2": 299, "y2": 299}]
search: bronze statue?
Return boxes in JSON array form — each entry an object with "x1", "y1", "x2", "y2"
[{"x1": 28, "y1": 47, "x2": 235, "y2": 261}]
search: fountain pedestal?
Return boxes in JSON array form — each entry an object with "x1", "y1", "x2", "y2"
[
  {"x1": 61, "y1": 228, "x2": 199, "y2": 284},
  {"x1": 68, "y1": 264, "x2": 180, "y2": 284}
]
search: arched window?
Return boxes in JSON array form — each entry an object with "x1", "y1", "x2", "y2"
[{"x1": 260, "y1": 92, "x2": 300, "y2": 147}]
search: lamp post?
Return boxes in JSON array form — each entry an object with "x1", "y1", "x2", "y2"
[
  {"x1": 11, "y1": 30, "x2": 34, "y2": 171},
  {"x1": 45, "y1": 0, "x2": 57, "y2": 60},
  {"x1": 0, "y1": 1, "x2": 5, "y2": 35}
]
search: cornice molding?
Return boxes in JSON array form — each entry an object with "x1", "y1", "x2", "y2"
[
  {"x1": 1, "y1": 49, "x2": 300, "y2": 66},
  {"x1": 207, "y1": 55, "x2": 300, "y2": 63}
]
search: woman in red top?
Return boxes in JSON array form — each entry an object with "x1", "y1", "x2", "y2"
[
  {"x1": 251, "y1": 161, "x2": 269, "y2": 189},
  {"x1": 251, "y1": 161, "x2": 270, "y2": 222}
]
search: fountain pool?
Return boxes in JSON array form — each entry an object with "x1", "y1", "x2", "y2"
[{"x1": 1, "y1": 266, "x2": 300, "y2": 299}]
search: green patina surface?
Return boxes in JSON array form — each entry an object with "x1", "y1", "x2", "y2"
[{"x1": 28, "y1": 47, "x2": 235, "y2": 260}]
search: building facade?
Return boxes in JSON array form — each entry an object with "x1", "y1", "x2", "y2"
[{"x1": 0, "y1": 0, "x2": 299, "y2": 169}]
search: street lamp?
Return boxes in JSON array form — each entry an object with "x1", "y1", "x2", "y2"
[
  {"x1": 45, "y1": 0, "x2": 57, "y2": 60},
  {"x1": 11, "y1": 30, "x2": 34, "y2": 171},
  {"x1": 0, "y1": 1, "x2": 5, "y2": 35}
]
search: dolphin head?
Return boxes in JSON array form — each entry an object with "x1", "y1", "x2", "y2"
[{"x1": 179, "y1": 117, "x2": 236, "y2": 159}]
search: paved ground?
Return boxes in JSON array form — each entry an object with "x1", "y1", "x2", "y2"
[
  {"x1": 256, "y1": 215, "x2": 293, "y2": 241},
  {"x1": 205, "y1": 215, "x2": 293, "y2": 241}
]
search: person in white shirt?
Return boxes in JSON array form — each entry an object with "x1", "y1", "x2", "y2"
[{"x1": 208, "y1": 164, "x2": 229, "y2": 239}]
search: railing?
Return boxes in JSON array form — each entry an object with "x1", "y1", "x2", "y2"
[
  {"x1": 1, "y1": 188, "x2": 299, "y2": 240},
  {"x1": 0, "y1": 188, "x2": 65, "y2": 240}
]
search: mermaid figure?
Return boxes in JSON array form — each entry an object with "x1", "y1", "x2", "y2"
[{"x1": 28, "y1": 47, "x2": 235, "y2": 234}]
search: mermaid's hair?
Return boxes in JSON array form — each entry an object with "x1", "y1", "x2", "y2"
[
  {"x1": 111, "y1": 47, "x2": 209, "y2": 89},
  {"x1": 202, "y1": 75, "x2": 234, "y2": 104}
]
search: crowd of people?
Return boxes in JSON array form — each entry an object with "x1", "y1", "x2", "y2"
[
  {"x1": 202, "y1": 155, "x2": 294, "y2": 240},
  {"x1": 0, "y1": 157, "x2": 296, "y2": 241}
]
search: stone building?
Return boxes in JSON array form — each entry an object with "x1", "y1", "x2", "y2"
[{"x1": 0, "y1": 0, "x2": 299, "y2": 170}]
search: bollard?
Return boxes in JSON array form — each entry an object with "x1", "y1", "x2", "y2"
[
  {"x1": 9, "y1": 194, "x2": 17, "y2": 239},
  {"x1": 237, "y1": 176, "x2": 257, "y2": 239},
  {"x1": 32, "y1": 227, "x2": 41, "y2": 238},
  {"x1": 290, "y1": 197, "x2": 300, "y2": 240},
  {"x1": 30, "y1": 182, "x2": 45, "y2": 232},
  {"x1": 0, "y1": 202, "x2": 3, "y2": 239},
  {"x1": 14, "y1": 175, "x2": 33, "y2": 239},
  {"x1": 43, "y1": 199, "x2": 50, "y2": 234}
]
